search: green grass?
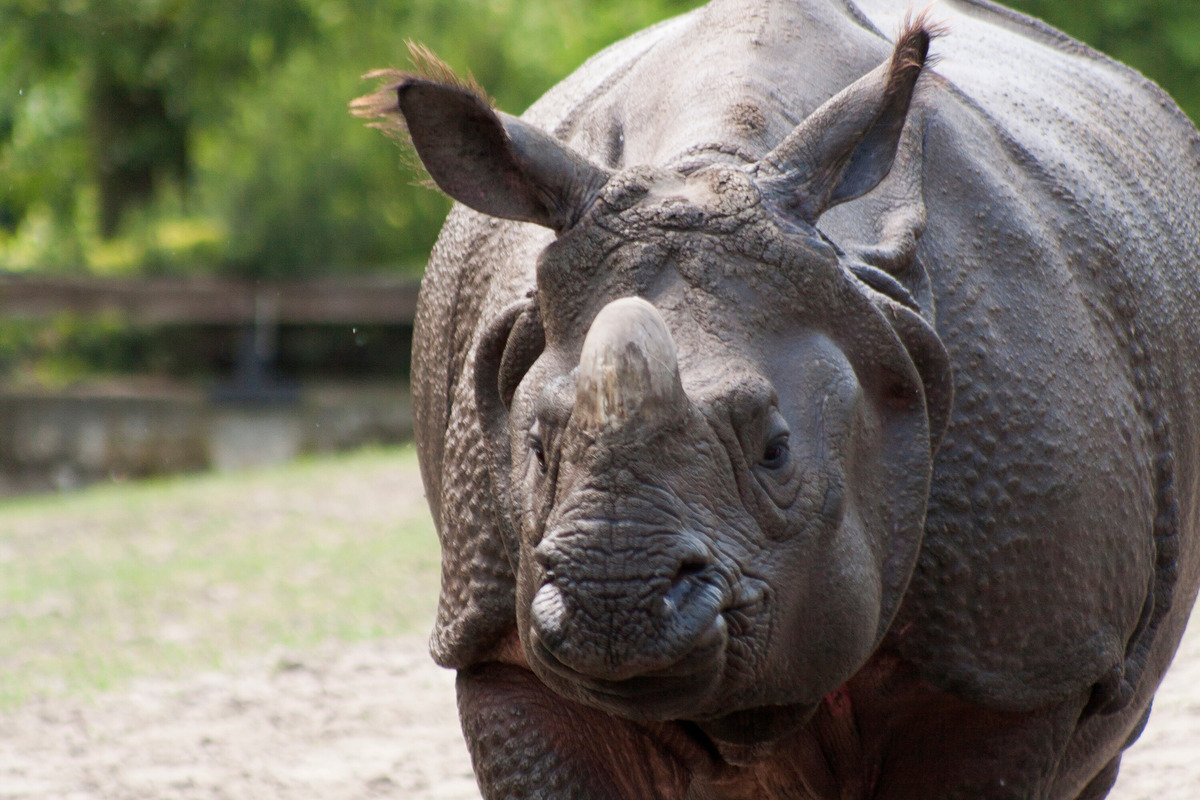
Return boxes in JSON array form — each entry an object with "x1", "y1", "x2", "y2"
[{"x1": 0, "y1": 446, "x2": 440, "y2": 708}]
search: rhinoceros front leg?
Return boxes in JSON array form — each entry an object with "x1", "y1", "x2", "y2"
[{"x1": 457, "y1": 662, "x2": 700, "y2": 799}]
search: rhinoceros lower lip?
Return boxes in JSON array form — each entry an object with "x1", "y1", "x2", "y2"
[{"x1": 531, "y1": 615, "x2": 728, "y2": 713}]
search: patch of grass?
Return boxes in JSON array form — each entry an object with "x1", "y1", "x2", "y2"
[{"x1": 0, "y1": 446, "x2": 440, "y2": 708}]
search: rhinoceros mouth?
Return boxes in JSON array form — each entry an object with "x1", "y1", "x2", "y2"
[{"x1": 529, "y1": 613, "x2": 730, "y2": 718}]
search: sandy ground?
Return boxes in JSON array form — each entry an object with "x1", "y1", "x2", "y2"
[
  {"x1": 0, "y1": 637, "x2": 477, "y2": 800},
  {"x1": 0, "y1": 618, "x2": 1196, "y2": 799}
]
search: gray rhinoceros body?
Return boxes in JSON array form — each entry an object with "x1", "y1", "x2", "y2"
[{"x1": 378, "y1": 0, "x2": 1200, "y2": 797}]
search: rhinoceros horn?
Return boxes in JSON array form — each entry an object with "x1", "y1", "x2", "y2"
[{"x1": 574, "y1": 297, "x2": 687, "y2": 430}]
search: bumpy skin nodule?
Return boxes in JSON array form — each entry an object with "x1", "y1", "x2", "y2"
[{"x1": 395, "y1": 1, "x2": 1200, "y2": 798}]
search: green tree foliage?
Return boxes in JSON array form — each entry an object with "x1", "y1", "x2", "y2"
[
  {"x1": 0, "y1": 0, "x2": 696, "y2": 277},
  {"x1": 1, "y1": 0, "x2": 316, "y2": 271},
  {"x1": 1, "y1": 0, "x2": 1197, "y2": 278}
]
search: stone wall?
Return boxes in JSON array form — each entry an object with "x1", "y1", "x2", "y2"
[{"x1": 0, "y1": 382, "x2": 412, "y2": 495}]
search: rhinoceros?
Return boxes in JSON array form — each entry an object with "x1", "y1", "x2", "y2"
[{"x1": 355, "y1": 0, "x2": 1200, "y2": 797}]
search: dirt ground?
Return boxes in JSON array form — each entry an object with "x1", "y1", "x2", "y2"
[
  {"x1": 0, "y1": 619, "x2": 1196, "y2": 799},
  {"x1": 0, "y1": 637, "x2": 477, "y2": 800}
]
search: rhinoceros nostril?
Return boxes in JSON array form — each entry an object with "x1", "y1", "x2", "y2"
[
  {"x1": 658, "y1": 554, "x2": 714, "y2": 618},
  {"x1": 672, "y1": 556, "x2": 710, "y2": 584}
]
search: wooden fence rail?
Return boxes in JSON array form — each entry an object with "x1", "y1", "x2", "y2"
[{"x1": 0, "y1": 275, "x2": 421, "y2": 326}]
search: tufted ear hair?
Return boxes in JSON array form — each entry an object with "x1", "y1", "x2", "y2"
[{"x1": 754, "y1": 14, "x2": 937, "y2": 224}]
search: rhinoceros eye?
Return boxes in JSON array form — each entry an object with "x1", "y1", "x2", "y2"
[
  {"x1": 527, "y1": 421, "x2": 547, "y2": 473},
  {"x1": 761, "y1": 432, "x2": 790, "y2": 470},
  {"x1": 757, "y1": 407, "x2": 792, "y2": 470}
]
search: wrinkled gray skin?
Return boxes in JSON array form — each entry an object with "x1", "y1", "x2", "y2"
[{"x1": 391, "y1": 0, "x2": 1200, "y2": 797}]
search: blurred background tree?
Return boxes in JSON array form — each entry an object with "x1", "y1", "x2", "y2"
[
  {"x1": 0, "y1": 0, "x2": 697, "y2": 279},
  {"x1": 1, "y1": 0, "x2": 1198, "y2": 280}
]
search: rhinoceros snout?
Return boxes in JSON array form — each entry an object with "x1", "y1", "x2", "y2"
[{"x1": 528, "y1": 539, "x2": 726, "y2": 684}]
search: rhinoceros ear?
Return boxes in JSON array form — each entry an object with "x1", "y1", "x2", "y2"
[
  {"x1": 754, "y1": 16, "x2": 936, "y2": 224},
  {"x1": 394, "y1": 78, "x2": 611, "y2": 231}
]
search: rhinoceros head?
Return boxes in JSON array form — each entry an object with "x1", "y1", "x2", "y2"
[{"x1": 389, "y1": 21, "x2": 951, "y2": 745}]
